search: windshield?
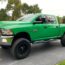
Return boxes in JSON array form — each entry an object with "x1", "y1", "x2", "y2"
[{"x1": 17, "y1": 14, "x2": 35, "y2": 22}]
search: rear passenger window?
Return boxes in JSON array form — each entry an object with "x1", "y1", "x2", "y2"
[{"x1": 45, "y1": 16, "x2": 56, "y2": 24}]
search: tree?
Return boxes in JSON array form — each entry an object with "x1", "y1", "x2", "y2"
[
  {"x1": 22, "y1": 3, "x2": 29, "y2": 14},
  {"x1": 0, "y1": 0, "x2": 41, "y2": 21},
  {"x1": 22, "y1": 3, "x2": 41, "y2": 14},
  {"x1": 57, "y1": 16, "x2": 62, "y2": 23},
  {"x1": 28, "y1": 4, "x2": 41, "y2": 13},
  {"x1": 0, "y1": 9, "x2": 10, "y2": 21},
  {"x1": 62, "y1": 16, "x2": 65, "y2": 23},
  {"x1": 6, "y1": 0, "x2": 22, "y2": 20}
]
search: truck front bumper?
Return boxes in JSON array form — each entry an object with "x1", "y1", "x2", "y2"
[{"x1": 0, "y1": 36, "x2": 13, "y2": 46}]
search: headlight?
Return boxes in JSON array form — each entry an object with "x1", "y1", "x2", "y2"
[{"x1": 1, "y1": 29, "x2": 13, "y2": 35}]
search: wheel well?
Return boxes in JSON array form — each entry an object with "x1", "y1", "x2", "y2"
[
  {"x1": 12, "y1": 32, "x2": 31, "y2": 46},
  {"x1": 60, "y1": 32, "x2": 65, "y2": 39},
  {"x1": 63, "y1": 32, "x2": 65, "y2": 36},
  {"x1": 62, "y1": 32, "x2": 65, "y2": 37}
]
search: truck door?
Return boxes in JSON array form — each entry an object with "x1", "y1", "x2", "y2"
[
  {"x1": 32, "y1": 15, "x2": 48, "y2": 40},
  {"x1": 42, "y1": 15, "x2": 60, "y2": 38},
  {"x1": 32, "y1": 15, "x2": 59, "y2": 40}
]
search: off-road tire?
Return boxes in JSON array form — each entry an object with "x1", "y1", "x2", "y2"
[{"x1": 11, "y1": 38, "x2": 31, "y2": 59}]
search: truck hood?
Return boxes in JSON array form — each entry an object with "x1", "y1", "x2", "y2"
[{"x1": 0, "y1": 21, "x2": 31, "y2": 29}]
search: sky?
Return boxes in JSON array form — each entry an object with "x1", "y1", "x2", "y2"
[{"x1": 0, "y1": 0, "x2": 65, "y2": 16}]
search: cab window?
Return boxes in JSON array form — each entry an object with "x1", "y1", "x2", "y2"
[
  {"x1": 45, "y1": 16, "x2": 56, "y2": 24},
  {"x1": 35, "y1": 16, "x2": 47, "y2": 24}
]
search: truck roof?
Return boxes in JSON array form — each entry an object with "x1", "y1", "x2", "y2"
[{"x1": 17, "y1": 13, "x2": 55, "y2": 22}]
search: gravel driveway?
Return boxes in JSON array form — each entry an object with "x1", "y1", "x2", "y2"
[{"x1": 0, "y1": 40, "x2": 65, "y2": 65}]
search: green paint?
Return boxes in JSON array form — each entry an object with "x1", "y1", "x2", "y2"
[{"x1": 0, "y1": 13, "x2": 65, "y2": 44}]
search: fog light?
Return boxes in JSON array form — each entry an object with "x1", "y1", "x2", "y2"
[{"x1": 2, "y1": 39, "x2": 7, "y2": 43}]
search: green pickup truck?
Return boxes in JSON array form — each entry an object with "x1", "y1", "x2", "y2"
[{"x1": 0, "y1": 13, "x2": 65, "y2": 59}]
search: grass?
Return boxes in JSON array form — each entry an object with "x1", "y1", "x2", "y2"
[{"x1": 56, "y1": 60, "x2": 65, "y2": 65}]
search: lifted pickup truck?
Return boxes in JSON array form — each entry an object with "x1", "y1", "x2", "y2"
[{"x1": 0, "y1": 13, "x2": 65, "y2": 59}]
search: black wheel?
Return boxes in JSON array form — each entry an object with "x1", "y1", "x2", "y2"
[
  {"x1": 1, "y1": 45, "x2": 10, "y2": 49},
  {"x1": 61, "y1": 34, "x2": 65, "y2": 47},
  {"x1": 11, "y1": 38, "x2": 31, "y2": 59}
]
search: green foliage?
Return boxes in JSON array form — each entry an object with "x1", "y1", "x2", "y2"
[
  {"x1": 56, "y1": 60, "x2": 65, "y2": 65},
  {"x1": 0, "y1": 9, "x2": 10, "y2": 21},
  {"x1": 22, "y1": 3, "x2": 41, "y2": 14},
  {"x1": 57, "y1": 16, "x2": 65, "y2": 24},
  {"x1": 6, "y1": 0, "x2": 22, "y2": 20},
  {"x1": 22, "y1": 3, "x2": 29, "y2": 14},
  {"x1": 57, "y1": 16, "x2": 62, "y2": 23},
  {"x1": 0, "y1": 0, "x2": 41, "y2": 21},
  {"x1": 29, "y1": 4, "x2": 41, "y2": 13},
  {"x1": 62, "y1": 16, "x2": 65, "y2": 23}
]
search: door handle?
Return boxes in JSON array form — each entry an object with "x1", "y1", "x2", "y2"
[
  {"x1": 56, "y1": 26, "x2": 59, "y2": 28},
  {"x1": 44, "y1": 26, "x2": 47, "y2": 28}
]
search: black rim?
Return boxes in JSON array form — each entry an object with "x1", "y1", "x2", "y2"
[{"x1": 16, "y1": 40, "x2": 29, "y2": 57}]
